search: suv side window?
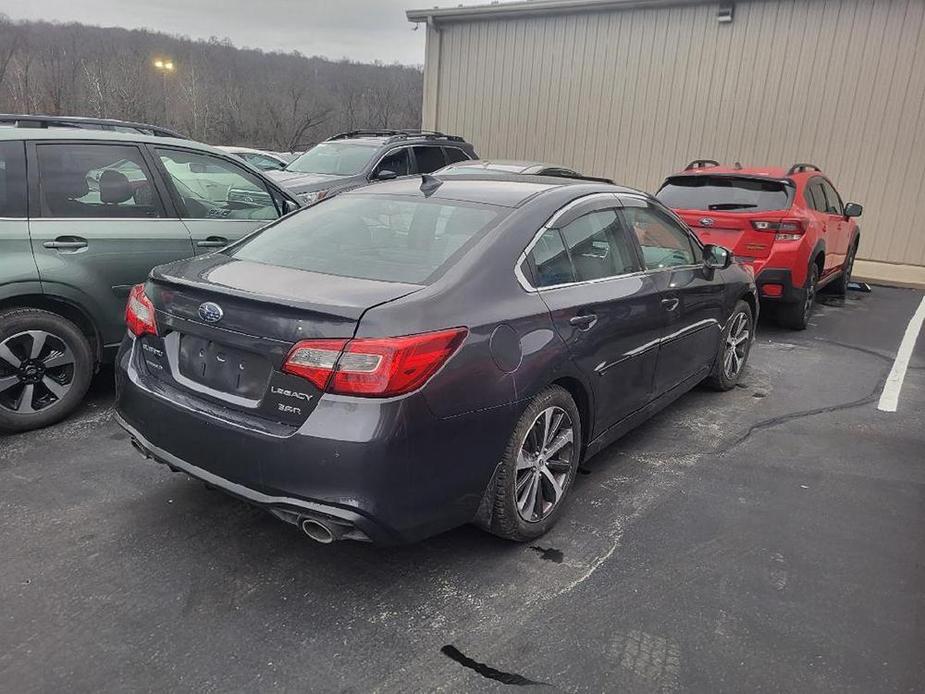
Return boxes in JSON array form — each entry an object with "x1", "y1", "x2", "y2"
[
  {"x1": 373, "y1": 148, "x2": 411, "y2": 177},
  {"x1": 36, "y1": 143, "x2": 164, "y2": 218},
  {"x1": 622, "y1": 205, "x2": 697, "y2": 269},
  {"x1": 0, "y1": 141, "x2": 27, "y2": 217},
  {"x1": 155, "y1": 148, "x2": 280, "y2": 221},
  {"x1": 804, "y1": 182, "x2": 822, "y2": 211},
  {"x1": 819, "y1": 179, "x2": 844, "y2": 216},
  {"x1": 558, "y1": 209, "x2": 640, "y2": 281},
  {"x1": 443, "y1": 147, "x2": 470, "y2": 164},
  {"x1": 412, "y1": 146, "x2": 447, "y2": 174}
]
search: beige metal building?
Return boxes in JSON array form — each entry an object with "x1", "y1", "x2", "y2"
[{"x1": 407, "y1": 0, "x2": 925, "y2": 286}]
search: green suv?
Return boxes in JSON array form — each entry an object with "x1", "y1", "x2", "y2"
[{"x1": 0, "y1": 121, "x2": 299, "y2": 432}]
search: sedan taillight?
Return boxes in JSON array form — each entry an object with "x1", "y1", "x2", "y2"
[
  {"x1": 283, "y1": 327, "x2": 468, "y2": 397},
  {"x1": 125, "y1": 284, "x2": 158, "y2": 337}
]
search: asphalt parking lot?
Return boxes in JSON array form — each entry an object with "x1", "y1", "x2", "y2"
[{"x1": 1, "y1": 285, "x2": 923, "y2": 693}]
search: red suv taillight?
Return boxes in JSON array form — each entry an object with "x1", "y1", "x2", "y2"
[
  {"x1": 751, "y1": 218, "x2": 806, "y2": 241},
  {"x1": 283, "y1": 327, "x2": 468, "y2": 397},
  {"x1": 125, "y1": 284, "x2": 158, "y2": 337}
]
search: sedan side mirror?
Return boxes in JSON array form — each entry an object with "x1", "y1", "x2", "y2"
[
  {"x1": 374, "y1": 169, "x2": 398, "y2": 181},
  {"x1": 282, "y1": 198, "x2": 300, "y2": 214},
  {"x1": 703, "y1": 244, "x2": 733, "y2": 270},
  {"x1": 844, "y1": 202, "x2": 863, "y2": 218}
]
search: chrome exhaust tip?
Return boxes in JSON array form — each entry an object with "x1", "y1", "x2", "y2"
[{"x1": 300, "y1": 518, "x2": 336, "y2": 544}]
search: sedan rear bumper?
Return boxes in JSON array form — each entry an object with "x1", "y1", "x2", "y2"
[
  {"x1": 116, "y1": 413, "x2": 376, "y2": 541},
  {"x1": 114, "y1": 337, "x2": 519, "y2": 544}
]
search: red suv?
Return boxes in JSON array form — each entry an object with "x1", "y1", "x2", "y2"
[{"x1": 656, "y1": 161, "x2": 862, "y2": 329}]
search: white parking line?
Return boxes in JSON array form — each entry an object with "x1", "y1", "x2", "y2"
[{"x1": 878, "y1": 295, "x2": 925, "y2": 412}]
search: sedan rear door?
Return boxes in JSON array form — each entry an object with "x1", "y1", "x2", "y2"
[{"x1": 521, "y1": 195, "x2": 664, "y2": 436}]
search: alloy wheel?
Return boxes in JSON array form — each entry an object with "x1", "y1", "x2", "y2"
[
  {"x1": 515, "y1": 406, "x2": 575, "y2": 522},
  {"x1": 0, "y1": 330, "x2": 76, "y2": 414},
  {"x1": 803, "y1": 270, "x2": 817, "y2": 320},
  {"x1": 845, "y1": 247, "x2": 856, "y2": 283},
  {"x1": 722, "y1": 312, "x2": 750, "y2": 379}
]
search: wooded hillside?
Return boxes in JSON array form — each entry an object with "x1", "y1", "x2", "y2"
[{"x1": 0, "y1": 16, "x2": 424, "y2": 150}]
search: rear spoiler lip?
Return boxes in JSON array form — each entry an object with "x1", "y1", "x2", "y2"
[
  {"x1": 148, "y1": 266, "x2": 423, "y2": 320},
  {"x1": 661, "y1": 172, "x2": 795, "y2": 187}
]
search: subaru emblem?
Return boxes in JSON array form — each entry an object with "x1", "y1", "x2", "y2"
[
  {"x1": 198, "y1": 301, "x2": 223, "y2": 323},
  {"x1": 699, "y1": 217, "x2": 715, "y2": 227}
]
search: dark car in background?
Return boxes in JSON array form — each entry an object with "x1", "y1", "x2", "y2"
[
  {"x1": 116, "y1": 173, "x2": 757, "y2": 545},
  {"x1": 0, "y1": 119, "x2": 299, "y2": 433},
  {"x1": 267, "y1": 129, "x2": 476, "y2": 205}
]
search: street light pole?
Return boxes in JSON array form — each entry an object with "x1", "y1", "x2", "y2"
[{"x1": 153, "y1": 58, "x2": 175, "y2": 125}]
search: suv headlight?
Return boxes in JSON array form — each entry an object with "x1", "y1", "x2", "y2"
[{"x1": 297, "y1": 190, "x2": 329, "y2": 206}]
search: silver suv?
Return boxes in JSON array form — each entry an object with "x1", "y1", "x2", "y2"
[
  {"x1": 0, "y1": 118, "x2": 299, "y2": 432},
  {"x1": 267, "y1": 129, "x2": 477, "y2": 205}
]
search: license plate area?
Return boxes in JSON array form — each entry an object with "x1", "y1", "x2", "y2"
[{"x1": 177, "y1": 334, "x2": 271, "y2": 399}]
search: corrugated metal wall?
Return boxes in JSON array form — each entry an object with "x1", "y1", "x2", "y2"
[{"x1": 423, "y1": 0, "x2": 925, "y2": 269}]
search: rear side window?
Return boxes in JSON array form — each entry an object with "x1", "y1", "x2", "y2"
[
  {"x1": 523, "y1": 209, "x2": 640, "y2": 288},
  {"x1": 525, "y1": 228, "x2": 574, "y2": 287},
  {"x1": 0, "y1": 141, "x2": 27, "y2": 217},
  {"x1": 804, "y1": 182, "x2": 823, "y2": 211},
  {"x1": 656, "y1": 176, "x2": 793, "y2": 212},
  {"x1": 412, "y1": 146, "x2": 446, "y2": 174},
  {"x1": 36, "y1": 143, "x2": 164, "y2": 218},
  {"x1": 443, "y1": 148, "x2": 470, "y2": 164},
  {"x1": 558, "y1": 209, "x2": 640, "y2": 281},
  {"x1": 228, "y1": 194, "x2": 504, "y2": 284}
]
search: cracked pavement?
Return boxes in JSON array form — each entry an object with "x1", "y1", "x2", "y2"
[{"x1": 1, "y1": 285, "x2": 923, "y2": 693}]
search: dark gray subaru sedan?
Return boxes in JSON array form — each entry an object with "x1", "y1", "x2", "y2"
[{"x1": 115, "y1": 174, "x2": 757, "y2": 545}]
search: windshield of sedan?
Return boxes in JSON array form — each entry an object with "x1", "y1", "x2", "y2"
[
  {"x1": 284, "y1": 142, "x2": 378, "y2": 176},
  {"x1": 656, "y1": 175, "x2": 794, "y2": 212},
  {"x1": 227, "y1": 194, "x2": 505, "y2": 284}
]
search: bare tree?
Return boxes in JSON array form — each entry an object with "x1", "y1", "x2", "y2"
[{"x1": 0, "y1": 18, "x2": 424, "y2": 149}]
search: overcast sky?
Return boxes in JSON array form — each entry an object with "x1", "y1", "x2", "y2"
[{"x1": 0, "y1": 0, "x2": 495, "y2": 65}]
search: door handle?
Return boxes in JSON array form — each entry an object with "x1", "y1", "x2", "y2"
[
  {"x1": 569, "y1": 313, "x2": 597, "y2": 329},
  {"x1": 661, "y1": 297, "x2": 680, "y2": 311},
  {"x1": 196, "y1": 236, "x2": 229, "y2": 248},
  {"x1": 43, "y1": 237, "x2": 88, "y2": 250}
]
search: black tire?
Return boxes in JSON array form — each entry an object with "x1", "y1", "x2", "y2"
[
  {"x1": 826, "y1": 240, "x2": 858, "y2": 297},
  {"x1": 0, "y1": 308, "x2": 94, "y2": 433},
  {"x1": 484, "y1": 385, "x2": 582, "y2": 542},
  {"x1": 705, "y1": 300, "x2": 753, "y2": 391},
  {"x1": 778, "y1": 263, "x2": 819, "y2": 330}
]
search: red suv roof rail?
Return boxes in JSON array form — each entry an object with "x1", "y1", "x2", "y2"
[
  {"x1": 684, "y1": 159, "x2": 720, "y2": 171},
  {"x1": 786, "y1": 162, "x2": 822, "y2": 175}
]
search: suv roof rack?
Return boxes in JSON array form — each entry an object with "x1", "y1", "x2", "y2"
[
  {"x1": 684, "y1": 159, "x2": 720, "y2": 171},
  {"x1": 0, "y1": 114, "x2": 186, "y2": 139},
  {"x1": 326, "y1": 129, "x2": 465, "y2": 144},
  {"x1": 786, "y1": 162, "x2": 822, "y2": 175}
]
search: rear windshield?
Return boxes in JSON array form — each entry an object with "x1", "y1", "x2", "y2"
[
  {"x1": 656, "y1": 176, "x2": 793, "y2": 212},
  {"x1": 227, "y1": 194, "x2": 504, "y2": 284},
  {"x1": 285, "y1": 142, "x2": 377, "y2": 176}
]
